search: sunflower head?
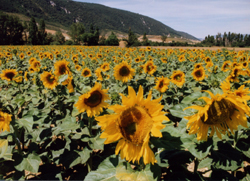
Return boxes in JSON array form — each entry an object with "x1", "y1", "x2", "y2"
[
  {"x1": 75, "y1": 82, "x2": 109, "y2": 117},
  {"x1": 184, "y1": 91, "x2": 250, "y2": 141},
  {"x1": 0, "y1": 69, "x2": 18, "y2": 81},
  {"x1": 40, "y1": 71, "x2": 58, "y2": 89},
  {"x1": 81, "y1": 68, "x2": 92, "y2": 77},
  {"x1": 143, "y1": 61, "x2": 157, "y2": 75},
  {"x1": 114, "y1": 61, "x2": 135, "y2": 82},
  {"x1": 54, "y1": 60, "x2": 71, "y2": 77},
  {"x1": 192, "y1": 67, "x2": 206, "y2": 81},
  {"x1": 171, "y1": 70, "x2": 185, "y2": 87},
  {"x1": 96, "y1": 86, "x2": 169, "y2": 165},
  {"x1": 155, "y1": 76, "x2": 170, "y2": 93}
]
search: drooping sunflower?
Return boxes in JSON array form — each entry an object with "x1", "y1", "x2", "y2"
[
  {"x1": 114, "y1": 61, "x2": 135, "y2": 82},
  {"x1": 155, "y1": 76, "x2": 170, "y2": 93},
  {"x1": 0, "y1": 69, "x2": 18, "y2": 81},
  {"x1": 143, "y1": 61, "x2": 157, "y2": 75},
  {"x1": 81, "y1": 68, "x2": 92, "y2": 77},
  {"x1": 184, "y1": 91, "x2": 250, "y2": 141},
  {"x1": 221, "y1": 60, "x2": 231, "y2": 72},
  {"x1": 54, "y1": 59, "x2": 71, "y2": 77},
  {"x1": 95, "y1": 86, "x2": 169, "y2": 165},
  {"x1": 95, "y1": 68, "x2": 103, "y2": 81},
  {"x1": 0, "y1": 111, "x2": 12, "y2": 132},
  {"x1": 191, "y1": 67, "x2": 206, "y2": 81},
  {"x1": 40, "y1": 71, "x2": 58, "y2": 89},
  {"x1": 171, "y1": 70, "x2": 185, "y2": 87},
  {"x1": 75, "y1": 82, "x2": 109, "y2": 117}
]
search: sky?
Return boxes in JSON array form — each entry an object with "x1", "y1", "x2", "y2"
[{"x1": 73, "y1": 0, "x2": 250, "y2": 39}]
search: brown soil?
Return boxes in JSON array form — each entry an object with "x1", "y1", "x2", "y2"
[{"x1": 139, "y1": 46, "x2": 250, "y2": 51}]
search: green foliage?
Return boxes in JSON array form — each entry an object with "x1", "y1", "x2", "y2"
[
  {"x1": 0, "y1": 12, "x2": 24, "y2": 45},
  {"x1": 105, "y1": 32, "x2": 119, "y2": 46},
  {"x1": 0, "y1": 0, "x2": 199, "y2": 40},
  {"x1": 28, "y1": 17, "x2": 38, "y2": 45}
]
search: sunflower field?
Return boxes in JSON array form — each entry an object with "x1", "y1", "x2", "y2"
[{"x1": 0, "y1": 45, "x2": 250, "y2": 180}]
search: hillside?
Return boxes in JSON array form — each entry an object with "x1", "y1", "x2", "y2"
[{"x1": 0, "y1": 0, "x2": 199, "y2": 40}]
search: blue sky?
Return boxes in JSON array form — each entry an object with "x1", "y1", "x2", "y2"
[{"x1": 74, "y1": 0, "x2": 250, "y2": 38}]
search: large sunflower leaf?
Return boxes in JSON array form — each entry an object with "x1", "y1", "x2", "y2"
[
  {"x1": 85, "y1": 155, "x2": 122, "y2": 181},
  {"x1": 14, "y1": 153, "x2": 41, "y2": 173},
  {"x1": 209, "y1": 141, "x2": 243, "y2": 171},
  {"x1": 169, "y1": 103, "x2": 196, "y2": 118}
]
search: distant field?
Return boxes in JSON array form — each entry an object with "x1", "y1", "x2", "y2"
[{"x1": 141, "y1": 46, "x2": 250, "y2": 51}]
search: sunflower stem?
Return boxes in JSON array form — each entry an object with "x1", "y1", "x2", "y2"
[
  {"x1": 88, "y1": 117, "x2": 93, "y2": 137},
  {"x1": 233, "y1": 130, "x2": 238, "y2": 148}
]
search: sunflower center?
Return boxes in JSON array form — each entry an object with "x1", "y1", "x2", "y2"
[
  {"x1": 118, "y1": 106, "x2": 153, "y2": 145},
  {"x1": 194, "y1": 69, "x2": 202, "y2": 78},
  {"x1": 59, "y1": 65, "x2": 67, "y2": 74},
  {"x1": 201, "y1": 98, "x2": 236, "y2": 125},
  {"x1": 159, "y1": 80, "x2": 164, "y2": 88},
  {"x1": 83, "y1": 70, "x2": 90, "y2": 76},
  {"x1": 84, "y1": 91, "x2": 102, "y2": 107},
  {"x1": 119, "y1": 66, "x2": 130, "y2": 76},
  {"x1": 146, "y1": 65, "x2": 152, "y2": 71},
  {"x1": 46, "y1": 75, "x2": 55, "y2": 84},
  {"x1": 174, "y1": 74, "x2": 182, "y2": 81},
  {"x1": 5, "y1": 72, "x2": 15, "y2": 80}
]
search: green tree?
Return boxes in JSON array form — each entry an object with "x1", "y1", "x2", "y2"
[
  {"x1": 37, "y1": 19, "x2": 47, "y2": 45},
  {"x1": 142, "y1": 32, "x2": 149, "y2": 46},
  {"x1": 105, "y1": 32, "x2": 119, "y2": 46},
  {"x1": 53, "y1": 31, "x2": 65, "y2": 45},
  {"x1": 161, "y1": 35, "x2": 167, "y2": 43},
  {"x1": 126, "y1": 28, "x2": 140, "y2": 47},
  {"x1": 23, "y1": 21, "x2": 29, "y2": 44},
  {"x1": 69, "y1": 22, "x2": 85, "y2": 44},
  {"x1": 0, "y1": 13, "x2": 24, "y2": 45},
  {"x1": 28, "y1": 17, "x2": 38, "y2": 45}
]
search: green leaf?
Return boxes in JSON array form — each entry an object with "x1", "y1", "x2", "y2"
[
  {"x1": 210, "y1": 141, "x2": 243, "y2": 171},
  {"x1": 89, "y1": 134, "x2": 105, "y2": 150},
  {"x1": 198, "y1": 157, "x2": 213, "y2": 170},
  {"x1": 236, "y1": 136, "x2": 250, "y2": 158},
  {"x1": 15, "y1": 153, "x2": 41, "y2": 173},
  {"x1": 85, "y1": 155, "x2": 121, "y2": 181},
  {"x1": 242, "y1": 174, "x2": 250, "y2": 181},
  {"x1": 18, "y1": 115, "x2": 33, "y2": 132},
  {"x1": 188, "y1": 139, "x2": 213, "y2": 160},
  {"x1": 169, "y1": 103, "x2": 196, "y2": 118},
  {"x1": 58, "y1": 74, "x2": 68, "y2": 83},
  {"x1": 181, "y1": 92, "x2": 203, "y2": 104}
]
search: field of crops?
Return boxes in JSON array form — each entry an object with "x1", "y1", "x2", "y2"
[{"x1": 0, "y1": 45, "x2": 250, "y2": 180}]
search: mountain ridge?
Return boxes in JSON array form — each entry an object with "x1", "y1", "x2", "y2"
[{"x1": 0, "y1": 0, "x2": 200, "y2": 41}]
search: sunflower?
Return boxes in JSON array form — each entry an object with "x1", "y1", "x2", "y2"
[
  {"x1": 14, "y1": 76, "x2": 23, "y2": 83},
  {"x1": 155, "y1": 76, "x2": 170, "y2": 93},
  {"x1": 95, "y1": 68, "x2": 103, "y2": 81},
  {"x1": 191, "y1": 67, "x2": 206, "y2": 81},
  {"x1": 81, "y1": 68, "x2": 92, "y2": 77},
  {"x1": 19, "y1": 53, "x2": 25, "y2": 60},
  {"x1": 143, "y1": 61, "x2": 157, "y2": 75},
  {"x1": 194, "y1": 63, "x2": 203, "y2": 69},
  {"x1": 184, "y1": 91, "x2": 250, "y2": 141},
  {"x1": 100, "y1": 62, "x2": 110, "y2": 72},
  {"x1": 233, "y1": 85, "x2": 250, "y2": 104},
  {"x1": 178, "y1": 54, "x2": 185, "y2": 62},
  {"x1": 221, "y1": 60, "x2": 231, "y2": 72},
  {"x1": 54, "y1": 59, "x2": 71, "y2": 77},
  {"x1": 40, "y1": 71, "x2": 58, "y2": 89},
  {"x1": 75, "y1": 65, "x2": 82, "y2": 71},
  {"x1": 0, "y1": 111, "x2": 12, "y2": 132},
  {"x1": 114, "y1": 61, "x2": 135, "y2": 82},
  {"x1": 161, "y1": 57, "x2": 168, "y2": 63},
  {"x1": 31, "y1": 60, "x2": 41, "y2": 71},
  {"x1": 0, "y1": 69, "x2": 18, "y2": 81},
  {"x1": 75, "y1": 82, "x2": 109, "y2": 117},
  {"x1": 95, "y1": 86, "x2": 169, "y2": 165},
  {"x1": 29, "y1": 57, "x2": 37, "y2": 65},
  {"x1": 171, "y1": 70, "x2": 185, "y2": 87}
]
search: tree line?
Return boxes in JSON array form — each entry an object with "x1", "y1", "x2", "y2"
[
  {"x1": 197, "y1": 32, "x2": 250, "y2": 47},
  {"x1": 1, "y1": 12, "x2": 249, "y2": 47}
]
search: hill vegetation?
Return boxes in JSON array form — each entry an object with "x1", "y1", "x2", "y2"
[{"x1": 0, "y1": 0, "x2": 199, "y2": 40}]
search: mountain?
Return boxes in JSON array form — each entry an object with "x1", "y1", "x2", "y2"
[{"x1": 0, "y1": 0, "x2": 199, "y2": 40}]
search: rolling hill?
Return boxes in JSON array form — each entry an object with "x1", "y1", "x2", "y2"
[{"x1": 0, "y1": 0, "x2": 199, "y2": 40}]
